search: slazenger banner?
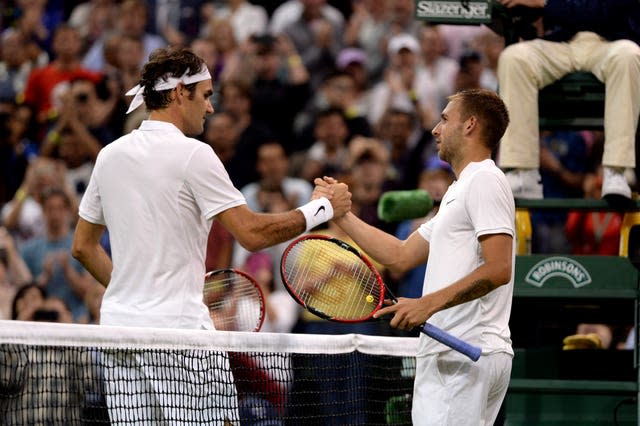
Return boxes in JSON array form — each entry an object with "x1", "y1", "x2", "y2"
[
  {"x1": 414, "y1": 0, "x2": 492, "y2": 23},
  {"x1": 524, "y1": 256, "x2": 592, "y2": 288}
]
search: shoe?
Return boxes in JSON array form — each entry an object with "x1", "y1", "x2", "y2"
[
  {"x1": 602, "y1": 166, "x2": 631, "y2": 199},
  {"x1": 505, "y1": 169, "x2": 543, "y2": 199}
]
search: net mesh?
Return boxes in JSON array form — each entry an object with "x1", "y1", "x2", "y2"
[{"x1": 0, "y1": 321, "x2": 416, "y2": 425}]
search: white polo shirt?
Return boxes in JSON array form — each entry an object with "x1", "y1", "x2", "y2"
[
  {"x1": 79, "y1": 120, "x2": 246, "y2": 330},
  {"x1": 417, "y1": 159, "x2": 515, "y2": 356}
]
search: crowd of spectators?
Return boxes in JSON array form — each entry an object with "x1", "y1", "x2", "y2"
[{"x1": 0, "y1": 0, "x2": 637, "y2": 332}]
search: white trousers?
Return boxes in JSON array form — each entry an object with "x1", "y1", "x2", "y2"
[
  {"x1": 412, "y1": 351, "x2": 512, "y2": 426},
  {"x1": 497, "y1": 32, "x2": 640, "y2": 169}
]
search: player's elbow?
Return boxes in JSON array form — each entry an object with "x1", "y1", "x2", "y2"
[
  {"x1": 236, "y1": 234, "x2": 268, "y2": 253},
  {"x1": 71, "y1": 237, "x2": 90, "y2": 264},
  {"x1": 493, "y1": 263, "x2": 512, "y2": 287}
]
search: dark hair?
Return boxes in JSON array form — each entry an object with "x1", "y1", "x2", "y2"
[
  {"x1": 11, "y1": 282, "x2": 46, "y2": 320},
  {"x1": 139, "y1": 47, "x2": 206, "y2": 111},
  {"x1": 315, "y1": 106, "x2": 347, "y2": 123},
  {"x1": 448, "y1": 89, "x2": 509, "y2": 151}
]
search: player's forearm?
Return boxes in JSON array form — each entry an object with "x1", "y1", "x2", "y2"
[
  {"x1": 425, "y1": 261, "x2": 511, "y2": 315},
  {"x1": 334, "y1": 212, "x2": 408, "y2": 271},
  {"x1": 238, "y1": 210, "x2": 307, "y2": 252},
  {"x1": 72, "y1": 244, "x2": 112, "y2": 287}
]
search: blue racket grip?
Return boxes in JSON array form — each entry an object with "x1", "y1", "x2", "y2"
[{"x1": 421, "y1": 323, "x2": 482, "y2": 362}]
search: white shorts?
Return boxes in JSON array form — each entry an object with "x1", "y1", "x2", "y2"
[{"x1": 412, "y1": 351, "x2": 512, "y2": 426}]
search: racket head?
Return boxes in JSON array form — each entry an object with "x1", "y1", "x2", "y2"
[
  {"x1": 280, "y1": 234, "x2": 386, "y2": 322},
  {"x1": 203, "y1": 268, "x2": 266, "y2": 332}
]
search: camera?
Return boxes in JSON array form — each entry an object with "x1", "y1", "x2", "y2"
[
  {"x1": 75, "y1": 93, "x2": 89, "y2": 103},
  {"x1": 33, "y1": 309, "x2": 60, "y2": 322}
]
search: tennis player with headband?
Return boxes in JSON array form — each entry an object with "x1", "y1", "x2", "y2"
[
  {"x1": 71, "y1": 47, "x2": 351, "y2": 425},
  {"x1": 317, "y1": 89, "x2": 515, "y2": 426}
]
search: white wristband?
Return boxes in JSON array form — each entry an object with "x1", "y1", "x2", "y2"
[{"x1": 297, "y1": 197, "x2": 334, "y2": 232}]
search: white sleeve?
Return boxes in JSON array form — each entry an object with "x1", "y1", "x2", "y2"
[
  {"x1": 186, "y1": 143, "x2": 246, "y2": 220},
  {"x1": 466, "y1": 171, "x2": 515, "y2": 239},
  {"x1": 78, "y1": 153, "x2": 106, "y2": 225}
]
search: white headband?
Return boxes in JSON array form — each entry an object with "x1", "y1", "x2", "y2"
[{"x1": 125, "y1": 67, "x2": 212, "y2": 114}]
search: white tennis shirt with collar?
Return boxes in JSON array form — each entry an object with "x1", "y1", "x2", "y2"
[
  {"x1": 417, "y1": 159, "x2": 515, "y2": 357},
  {"x1": 79, "y1": 120, "x2": 246, "y2": 330}
]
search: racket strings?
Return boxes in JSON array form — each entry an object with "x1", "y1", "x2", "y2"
[
  {"x1": 204, "y1": 271, "x2": 264, "y2": 332},
  {"x1": 284, "y1": 239, "x2": 383, "y2": 321}
]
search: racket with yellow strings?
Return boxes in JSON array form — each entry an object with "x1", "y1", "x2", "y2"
[
  {"x1": 204, "y1": 269, "x2": 266, "y2": 332},
  {"x1": 280, "y1": 234, "x2": 482, "y2": 361}
]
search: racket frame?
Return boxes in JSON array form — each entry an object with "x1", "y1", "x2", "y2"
[
  {"x1": 204, "y1": 268, "x2": 266, "y2": 332},
  {"x1": 280, "y1": 234, "x2": 387, "y2": 323}
]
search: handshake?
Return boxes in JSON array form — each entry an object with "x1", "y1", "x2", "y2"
[{"x1": 311, "y1": 177, "x2": 435, "y2": 223}]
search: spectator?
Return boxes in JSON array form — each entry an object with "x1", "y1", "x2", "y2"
[
  {"x1": 41, "y1": 78, "x2": 114, "y2": 164},
  {"x1": 0, "y1": 30, "x2": 33, "y2": 104},
  {"x1": 367, "y1": 33, "x2": 439, "y2": 130},
  {"x1": 343, "y1": 136, "x2": 393, "y2": 233},
  {"x1": 1, "y1": 157, "x2": 78, "y2": 247},
  {"x1": 67, "y1": 0, "x2": 117, "y2": 56},
  {"x1": 10, "y1": 282, "x2": 46, "y2": 321},
  {"x1": 190, "y1": 37, "x2": 218, "y2": 77},
  {"x1": 20, "y1": 187, "x2": 92, "y2": 322},
  {"x1": 281, "y1": 0, "x2": 345, "y2": 90},
  {"x1": 294, "y1": 70, "x2": 372, "y2": 152},
  {"x1": 218, "y1": 79, "x2": 275, "y2": 188},
  {"x1": 213, "y1": 0, "x2": 269, "y2": 44},
  {"x1": 496, "y1": 0, "x2": 640, "y2": 200},
  {"x1": 204, "y1": 18, "x2": 240, "y2": 83},
  {"x1": 378, "y1": 107, "x2": 436, "y2": 191},
  {"x1": 472, "y1": 27, "x2": 505, "y2": 92},
  {"x1": 335, "y1": 47, "x2": 371, "y2": 112},
  {"x1": 249, "y1": 33, "x2": 311, "y2": 149},
  {"x1": 342, "y1": 0, "x2": 391, "y2": 83},
  {"x1": 241, "y1": 141, "x2": 313, "y2": 214},
  {"x1": 269, "y1": 0, "x2": 344, "y2": 37},
  {"x1": 32, "y1": 295, "x2": 73, "y2": 323},
  {"x1": 0, "y1": 104, "x2": 39, "y2": 205},
  {"x1": 0, "y1": 226, "x2": 33, "y2": 319},
  {"x1": 566, "y1": 165, "x2": 624, "y2": 255},
  {"x1": 298, "y1": 107, "x2": 351, "y2": 183},
  {"x1": 454, "y1": 50, "x2": 484, "y2": 92},
  {"x1": 202, "y1": 111, "x2": 239, "y2": 165},
  {"x1": 22, "y1": 24, "x2": 103, "y2": 130},
  {"x1": 146, "y1": 0, "x2": 202, "y2": 46},
  {"x1": 417, "y1": 25, "x2": 459, "y2": 112},
  {"x1": 387, "y1": 0, "x2": 422, "y2": 37},
  {"x1": 82, "y1": 0, "x2": 166, "y2": 72}
]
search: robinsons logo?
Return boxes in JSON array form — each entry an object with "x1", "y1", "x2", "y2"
[
  {"x1": 415, "y1": 1, "x2": 491, "y2": 20},
  {"x1": 524, "y1": 256, "x2": 592, "y2": 288}
]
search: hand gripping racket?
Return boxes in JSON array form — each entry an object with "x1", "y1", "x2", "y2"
[
  {"x1": 280, "y1": 235, "x2": 482, "y2": 362},
  {"x1": 204, "y1": 268, "x2": 266, "y2": 332}
]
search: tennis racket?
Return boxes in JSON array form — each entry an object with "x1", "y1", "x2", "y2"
[
  {"x1": 280, "y1": 234, "x2": 482, "y2": 362},
  {"x1": 204, "y1": 268, "x2": 266, "y2": 332}
]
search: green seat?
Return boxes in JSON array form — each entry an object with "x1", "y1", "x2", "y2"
[{"x1": 538, "y1": 72, "x2": 605, "y2": 130}]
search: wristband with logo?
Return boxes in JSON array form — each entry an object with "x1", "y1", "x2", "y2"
[{"x1": 297, "y1": 197, "x2": 334, "y2": 232}]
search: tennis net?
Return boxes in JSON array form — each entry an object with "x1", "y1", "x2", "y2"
[{"x1": 0, "y1": 320, "x2": 417, "y2": 425}]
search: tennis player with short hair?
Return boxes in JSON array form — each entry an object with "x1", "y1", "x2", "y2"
[
  {"x1": 71, "y1": 46, "x2": 351, "y2": 425},
  {"x1": 319, "y1": 89, "x2": 515, "y2": 425}
]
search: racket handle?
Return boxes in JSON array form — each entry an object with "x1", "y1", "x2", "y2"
[{"x1": 420, "y1": 323, "x2": 482, "y2": 362}]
